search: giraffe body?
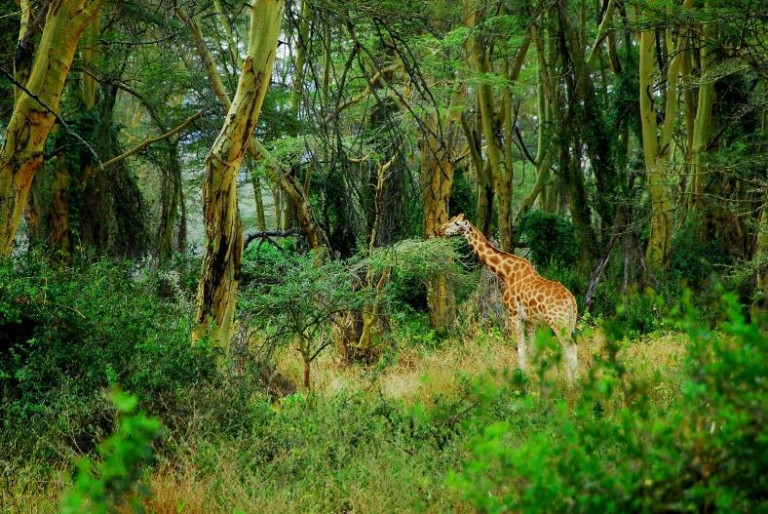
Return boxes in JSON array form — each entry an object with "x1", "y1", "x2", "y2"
[{"x1": 437, "y1": 214, "x2": 579, "y2": 382}]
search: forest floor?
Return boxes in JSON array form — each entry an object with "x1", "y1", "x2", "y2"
[
  {"x1": 5, "y1": 326, "x2": 687, "y2": 513},
  {"x1": 139, "y1": 328, "x2": 686, "y2": 513}
]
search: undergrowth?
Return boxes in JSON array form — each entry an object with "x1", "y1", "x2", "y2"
[{"x1": 1, "y1": 252, "x2": 766, "y2": 512}]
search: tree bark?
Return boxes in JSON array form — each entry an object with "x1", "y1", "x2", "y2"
[
  {"x1": 689, "y1": 5, "x2": 717, "y2": 215},
  {"x1": 180, "y1": 4, "x2": 329, "y2": 256},
  {"x1": 640, "y1": 26, "x2": 680, "y2": 272},
  {"x1": 422, "y1": 114, "x2": 457, "y2": 332},
  {"x1": 754, "y1": 187, "x2": 768, "y2": 313},
  {"x1": 466, "y1": 2, "x2": 509, "y2": 249},
  {"x1": 0, "y1": 0, "x2": 105, "y2": 256},
  {"x1": 192, "y1": 0, "x2": 285, "y2": 358}
]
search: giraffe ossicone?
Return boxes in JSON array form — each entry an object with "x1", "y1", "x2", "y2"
[{"x1": 437, "y1": 213, "x2": 580, "y2": 382}]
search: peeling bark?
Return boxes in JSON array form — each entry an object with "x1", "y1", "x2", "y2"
[
  {"x1": 0, "y1": 0, "x2": 105, "y2": 256},
  {"x1": 193, "y1": 0, "x2": 285, "y2": 359}
]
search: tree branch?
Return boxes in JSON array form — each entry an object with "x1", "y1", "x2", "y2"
[
  {"x1": 101, "y1": 111, "x2": 204, "y2": 169},
  {"x1": 0, "y1": 64, "x2": 103, "y2": 168},
  {"x1": 244, "y1": 228, "x2": 300, "y2": 249}
]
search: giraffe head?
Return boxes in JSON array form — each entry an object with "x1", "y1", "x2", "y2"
[{"x1": 436, "y1": 213, "x2": 470, "y2": 237}]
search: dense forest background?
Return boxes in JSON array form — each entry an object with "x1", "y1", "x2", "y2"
[{"x1": 1, "y1": 0, "x2": 767, "y2": 511}]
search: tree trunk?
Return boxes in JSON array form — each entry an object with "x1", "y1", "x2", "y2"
[
  {"x1": 689, "y1": 9, "x2": 717, "y2": 215},
  {"x1": 466, "y1": 3, "x2": 509, "y2": 249},
  {"x1": 640, "y1": 26, "x2": 680, "y2": 272},
  {"x1": 193, "y1": 0, "x2": 285, "y2": 359},
  {"x1": 158, "y1": 142, "x2": 183, "y2": 263},
  {"x1": 421, "y1": 116, "x2": 457, "y2": 332},
  {"x1": 754, "y1": 187, "x2": 768, "y2": 313},
  {"x1": 557, "y1": 1, "x2": 616, "y2": 233},
  {"x1": 180, "y1": 4, "x2": 329, "y2": 257},
  {"x1": 461, "y1": 111, "x2": 492, "y2": 236},
  {"x1": 252, "y1": 173, "x2": 268, "y2": 231},
  {"x1": 0, "y1": 0, "x2": 105, "y2": 256}
]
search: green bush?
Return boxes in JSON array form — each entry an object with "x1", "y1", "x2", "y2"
[
  {"x1": 517, "y1": 211, "x2": 578, "y2": 268},
  {"x1": 0, "y1": 255, "x2": 222, "y2": 463},
  {"x1": 449, "y1": 294, "x2": 768, "y2": 512},
  {"x1": 669, "y1": 219, "x2": 732, "y2": 287},
  {"x1": 61, "y1": 391, "x2": 160, "y2": 514}
]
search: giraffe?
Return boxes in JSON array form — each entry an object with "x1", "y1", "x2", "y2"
[{"x1": 437, "y1": 213, "x2": 579, "y2": 382}]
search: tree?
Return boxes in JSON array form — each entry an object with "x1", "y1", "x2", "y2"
[
  {"x1": 639, "y1": 11, "x2": 681, "y2": 272},
  {"x1": 192, "y1": 0, "x2": 285, "y2": 358},
  {"x1": 0, "y1": 0, "x2": 105, "y2": 256}
]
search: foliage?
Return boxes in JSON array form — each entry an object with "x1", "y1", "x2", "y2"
[
  {"x1": 669, "y1": 219, "x2": 733, "y2": 287},
  {"x1": 0, "y1": 255, "x2": 218, "y2": 462},
  {"x1": 240, "y1": 250, "x2": 369, "y2": 366},
  {"x1": 61, "y1": 391, "x2": 160, "y2": 514},
  {"x1": 449, "y1": 168, "x2": 477, "y2": 222},
  {"x1": 370, "y1": 237, "x2": 471, "y2": 303},
  {"x1": 517, "y1": 211, "x2": 578, "y2": 268},
  {"x1": 449, "y1": 294, "x2": 768, "y2": 512}
]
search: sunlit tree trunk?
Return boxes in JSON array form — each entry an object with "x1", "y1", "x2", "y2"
[
  {"x1": 466, "y1": 2, "x2": 509, "y2": 249},
  {"x1": 689, "y1": 5, "x2": 717, "y2": 215},
  {"x1": 640, "y1": 25, "x2": 680, "y2": 272},
  {"x1": 193, "y1": 0, "x2": 285, "y2": 358},
  {"x1": 13, "y1": 0, "x2": 34, "y2": 105},
  {"x1": 0, "y1": 0, "x2": 105, "y2": 256},
  {"x1": 422, "y1": 107, "x2": 458, "y2": 332},
  {"x1": 180, "y1": 4, "x2": 328, "y2": 256}
]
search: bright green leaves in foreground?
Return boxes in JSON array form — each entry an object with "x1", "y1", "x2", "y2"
[
  {"x1": 449, "y1": 294, "x2": 768, "y2": 512},
  {"x1": 61, "y1": 391, "x2": 160, "y2": 514}
]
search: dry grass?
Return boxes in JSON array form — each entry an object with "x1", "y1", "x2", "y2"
[
  {"x1": 273, "y1": 326, "x2": 686, "y2": 403},
  {"x1": 136, "y1": 327, "x2": 687, "y2": 513},
  {"x1": 3, "y1": 325, "x2": 688, "y2": 513}
]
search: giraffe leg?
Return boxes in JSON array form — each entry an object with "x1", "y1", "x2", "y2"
[
  {"x1": 559, "y1": 334, "x2": 579, "y2": 383},
  {"x1": 524, "y1": 321, "x2": 537, "y2": 363},
  {"x1": 508, "y1": 316, "x2": 527, "y2": 371}
]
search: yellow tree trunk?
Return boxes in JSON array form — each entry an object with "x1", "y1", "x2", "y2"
[
  {"x1": 466, "y1": 3, "x2": 508, "y2": 249},
  {"x1": 193, "y1": 0, "x2": 285, "y2": 357},
  {"x1": 690, "y1": 7, "x2": 717, "y2": 214},
  {"x1": 466, "y1": 0, "x2": 528, "y2": 251},
  {"x1": 180, "y1": 4, "x2": 328, "y2": 256},
  {"x1": 640, "y1": 26, "x2": 680, "y2": 272},
  {"x1": 422, "y1": 115, "x2": 457, "y2": 332},
  {"x1": 0, "y1": 0, "x2": 105, "y2": 256}
]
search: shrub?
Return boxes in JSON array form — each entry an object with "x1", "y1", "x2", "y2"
[
  {"x1": 240, "y1": 252, "x2": 368, "y2": 387},
  {"x1": 449, "y1": 293, "x2": 768, "y2": 512},
  {"x1": 669, "y1": 219, "x2": 732, "y2": 287},
  {"x1": 61, "y1": 391, "x2": 160, "y2": 514},
  {"x1": 517, "y1": 211, "x2": 578, "y2": 268},
  {"x1": 0, "y1": 255, "x2": 220, "y2": 463}
]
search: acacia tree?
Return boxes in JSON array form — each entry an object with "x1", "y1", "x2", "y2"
[
  {"x1": 177, "y1": 2, "x2": 329, "y2": 258},
  {"x1": 639, "y1": 10, "x2": 681, "y2": 272},
  {"x1": 193, "y1": 0, "x2": 285, "y2": 357},
  {"x1": 0, "y1": 0, "x2": 105, "y2": 256}
]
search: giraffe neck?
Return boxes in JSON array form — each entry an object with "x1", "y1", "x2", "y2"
[{"x1": 463, "y1": 224, "x2": 527, "y2": 280}]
